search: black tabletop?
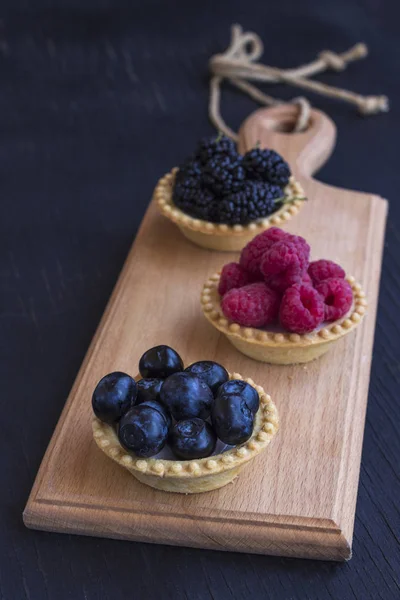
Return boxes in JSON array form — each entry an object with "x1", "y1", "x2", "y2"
[{"x1": 1, "y1": 1, "x2": 399, "y2": 599}]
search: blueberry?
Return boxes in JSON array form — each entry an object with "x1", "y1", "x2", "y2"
[
  {"x1": 139, "y1": 345, "x2": 184, "y2": 379},
  {"x1": 92, "y1": 372, "x2": 137, "y2": 424},
  {"x1": 184, "y1": 361, "x2": 229, "y2": 396},
  {"x1": 136, "y1": 378, "x2": 163, "y2": 404},
  {"x1": 118, "y1": 405, "x2": 168, "y2": 457},
  {"x1": 136, "y1": 399, "x2": 172, "y2": 430},
  {"x1": 211, "y1": 394, "x2": 254, "y2": 445},
  {"x1": 160, "y1": 372, "x2": 213, "y2": 421},
  {"x1": 217, "y1": 379, "x2": 259, "y2": 414},
  {"x1": 170, "y1": 418, "x2": 217, "y2": 460}
]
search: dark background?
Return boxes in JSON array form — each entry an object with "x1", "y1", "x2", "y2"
[{"x1": 1, "y1": 1, "x2": 399, "y2": 599}]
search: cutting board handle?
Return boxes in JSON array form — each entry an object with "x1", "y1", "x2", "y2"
[{"x1": 238, "y1": 105, "x2": 337, "y2": 178}]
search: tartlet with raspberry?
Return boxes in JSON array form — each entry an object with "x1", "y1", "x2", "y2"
[
  {"x1": 201, "y1": 229, "x2": 367, "y2": 364},
  {"x1": 155, "y1": 135, "x2": 306, "y2": 251}
]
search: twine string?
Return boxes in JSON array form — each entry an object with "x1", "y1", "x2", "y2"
[{"x1": 209, "y1": 24, "x2": 389, "y2": 141}]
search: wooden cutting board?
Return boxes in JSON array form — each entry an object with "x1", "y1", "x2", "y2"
[{"x1": 23, "y1": 105, "x2": 387, "y2": 561}]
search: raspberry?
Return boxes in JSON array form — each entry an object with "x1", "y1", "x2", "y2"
[
  {"x1": 260, "y1": 240, "x2": 310, "y2": 293},
  {"x1": 221, "y1": 282, "x2": 280, "y2": 328},
  {"x1": 308, "y1": 259, "x2": 346, "y2": 285},
  {"x1": 280, "y1": 284, "x2": 325, "y2": 334},
  {"x1": 218, "y1": 263, "x2": 253, "y2": 296},
  {"x1": 315, "y1": 278, "x2": 353, "y2": 321},
  {"x1": 240, "y1": 228, "x2": 288, "y2": 276},
  {"x1": 286, "y1": 234, "x2": 310, "y2": 257},
  {"x1": 302, "y1": 272, "x2": 313, "y2": 286}
]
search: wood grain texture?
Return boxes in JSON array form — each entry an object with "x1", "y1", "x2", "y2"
[{"x1": 23, "y1": 106, "x2": 387, "y2": 561}]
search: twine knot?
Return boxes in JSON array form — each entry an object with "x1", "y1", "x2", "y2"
[
  {"x1": 351, "y1": 42, "x2": 368, "y2": 59},
  {"x1": 358, "y1": 95, "x2": 389, "y2": 115},
  {"x1": 209, "y1": 30, "x2": 264, "y2": 76},
  {"x1": 318, "y1": 50, "x2": 346, "y2": 72},
  {"x1": 208, "y1": 25, "x2": 389, "y2": 141}
]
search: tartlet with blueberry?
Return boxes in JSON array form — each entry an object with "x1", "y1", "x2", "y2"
[
  {"x1": 155, "y1": 135, "x2": 305, "y2": 251},
  {"x1": 201, "y1": 228, "x2": 367, "y2": 364},
  {"x1": 92, "y1": 345, "x2": 279, "y2": 493}
]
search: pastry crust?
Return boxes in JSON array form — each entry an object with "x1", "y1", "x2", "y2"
[
  {"x1": 154, "y1": 169, "x2": 306, "y2": 251},
  {"x1": 93, "y1": 373, "x2": 278, "y2": 494},
  {"x1": 201, "y1": 273, "x2": 367, "y2": 364}
]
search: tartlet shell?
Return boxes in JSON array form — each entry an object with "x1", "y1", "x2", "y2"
[
  {"x1": 93, "y1": 373, "x2": 278, "y2": 494},
  {"x1": 201, "y1": 273, "x2": 367, "y2": 365},
  {"x1": 154, "y1": 168, "x2": 306, "y2": 252}
]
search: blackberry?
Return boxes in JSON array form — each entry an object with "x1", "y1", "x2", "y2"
[
  {"x1": 177, "y1": 157, "x2": 203, "y2": 179},
  {"x1": 173, "y1": 138, "x2": 291, "y2": 224},
  {"x1": 173, "y1": 158, "x2": 215, "y2": 220},
  {"x1": 173, "y1": 174, "x2": 200, "y2": 204},
  {"x1": 173, "y1": 183, "x2": 215, "y2": 220},
  {"x1": 243, "y1": 148, "x2": 291, "y2": 187},
  {"x1": 212, "y1": 181, "x2": 283, "y2": 225},
  {"x1": 196, "y1": 134, "x2": 238, "y2": 165},
  {"x1": 202, "y1": 154, "x2": 246, "y2": 195}
]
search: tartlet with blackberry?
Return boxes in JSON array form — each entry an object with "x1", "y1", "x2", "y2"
[
  {"x1": 92, "y1": 345, "x2": 279, "y2": 493},
  {"x1": 155, "y1": 135, "x2": 305, "y2": 251}
]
